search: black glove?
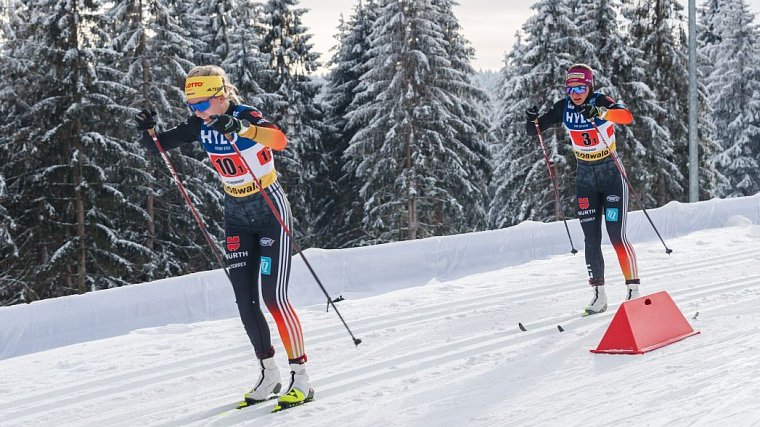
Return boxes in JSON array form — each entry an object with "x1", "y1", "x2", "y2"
[
  {"x1": 580, "y1": 104, "x2": 604, "y2": 120},
  {"x1": 207, "y1": 114, "x2": 243, "y2": 134},
  {"x1": 526, "y1": 106, "x2": 539, "y2": 122},
  {"x1": 135, "y1": 109, "x2": 157, "y2": 131}
]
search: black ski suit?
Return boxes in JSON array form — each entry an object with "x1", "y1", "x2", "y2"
[{"x1": 526, "y1": 93, "x2": 640, "y2": 286}]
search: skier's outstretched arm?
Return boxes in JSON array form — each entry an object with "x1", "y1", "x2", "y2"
[
  {"x1": 135, "y1": 109, "x2": 200, "y2": 153},
  {"x1": 525, "y1": 100, "x2": 564, "y2": 135}
]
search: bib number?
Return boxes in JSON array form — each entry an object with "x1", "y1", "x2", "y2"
[
  {"x1": 257, "y1": 148, "x2": 272, "y2": 165},
  {"x1": 210, "y1": 154, "x2": 246, "y2": 178},
  {"x1": 580, "y1": 132, "x2": 598, "y2": 146}
]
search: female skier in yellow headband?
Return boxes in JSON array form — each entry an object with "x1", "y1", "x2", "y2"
[{"x1": 135, "y1": 65, "x2": 312, "y2": 412}]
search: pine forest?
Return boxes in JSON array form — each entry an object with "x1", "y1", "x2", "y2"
[{"x1": 1, "y1": 0, "x2": 759, "y2": 305}]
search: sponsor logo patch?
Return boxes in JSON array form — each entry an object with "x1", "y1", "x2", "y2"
[
  {"x1": 225, "y1": 251, "x2": 248, "y2": 260},
  {"x1": 260, "y1": 237, "x2": 275, "y2": 247},
  {"x1": 605, "y1": 208, "x2": 620, "y2": 222},
  {"x1": 226, "y1": 236, "x2": 240, "y2": 251},
  {"x1": 260, "y1": 256, "x2": 272, "y2": 275},
  {"x1": 606, "y1": 195, "x2": 621, "y2": 203},
  {"x1": 578, "y1": 197, "x2": 590, "y2": 210}
]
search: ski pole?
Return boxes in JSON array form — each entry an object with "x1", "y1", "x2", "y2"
[
  {"x1": 533, "y1": 121, "x2": 578, "y2": 254},
  {"x1": 589, "y1": 121, "x2": 673, "y2": 254},
  {"x1": 218, "y1": 131, "x2": 362, "y2": 347},
  {"x1": 147, "y1": 129, "x2": 234, "y2": 281}
]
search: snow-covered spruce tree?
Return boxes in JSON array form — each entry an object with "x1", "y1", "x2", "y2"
[
  {"x1": 579, "y1": 0, "x2": 667, "y2": 209},
  {"x1": 622, "y1": 0, "x2": 721, "y2": 204},
  {"x1": 702, "y1": 0, "x2": 760, "y2": 197},
  {"x1": 257, "y1": 0, "x2": 329, "y2": 247},
  {"x1": 575, "y1": 0, "x2": 628, "y2": 97},
  {"x1": 180, "y1": 0, "x2": 233, "y2": 67},
  {"x1": 0, "y1": 0, "x2": 156, "y2": 302},
  {"x1": 489, "y1": 0, "x2": 580, "y2": 228},
  {"x1": 106, "y1": 0, "x2": 225, "y2": 282},
  {"x1": 0, "y1": 0, "x2": 22, "y2": 304},
  {"x1": 222, "y1": 0, "x2": 268, "y2": 105},
  {"x1": 432, "y1": 0, "x2": 491, "y2": 233},
  {"x1": 323, "y1": 0, "x2": 380, "y2": 247},
  {"x1": 698, "y1": 0, "x2": 722, "y2": 78},
  {"x1": 345, "y1": 0, "x2": 490, "y2": 242},
  {"x1": 0, "y1": 172, "x2": 20, "y2": 305}
]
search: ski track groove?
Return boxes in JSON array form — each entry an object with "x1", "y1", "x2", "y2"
[
  {"x1": 3, "y1": 246, "x2": 759, "y2": 425},
  {"x1": 503, "y1": 296, "x2": 760, "y2": 425},
  {"x1": 200, "y1": 275, "x2": 760, "y2": 426},
  {"x1": 117, "y1": 273, "x2": 760, "y2": 426},
  {"x1": 4, "y1": 247, "x2": 751, "y2": 417}
]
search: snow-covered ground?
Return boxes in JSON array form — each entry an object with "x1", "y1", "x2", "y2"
[{"x1": 2, "y1": 197, "x2": 760, "y2": 426}]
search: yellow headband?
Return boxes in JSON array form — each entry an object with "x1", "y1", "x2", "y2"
[{"x1": 185, "y1": 76, "x2": 226, "y2": 99}]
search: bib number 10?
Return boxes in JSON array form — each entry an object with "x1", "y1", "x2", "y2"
[{"x1": 211, "y1": 155, "x2": 246, "y2": 177}]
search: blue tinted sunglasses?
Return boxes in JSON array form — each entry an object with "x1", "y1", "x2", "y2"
[
  {"x1": 566, "y1": 86, "x2": 588, "y2": 95},
  {"x1": 187, "y1": 99, "x2": 213, "y2": 112},
  {"x1": 186, "y1": 87, "x2": 223, "y2": 113}
]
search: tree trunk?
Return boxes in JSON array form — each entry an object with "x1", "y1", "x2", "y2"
[
  {"x1": 141, "y1": 17, "x2": 155, "y2": 252},
  {"x1": 72, "y1": 0, "x2": 86, "y2": 294},
  {"x1": 404, "y1": 127, "x2": 417, "y2": 240},
  {"x1": 74, "y1": 135, "x2": 86, "y2": 294}
]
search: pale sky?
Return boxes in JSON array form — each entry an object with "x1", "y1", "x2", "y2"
[{"x1": 299, "y1": 0, "x2": 760, "y2": 73}]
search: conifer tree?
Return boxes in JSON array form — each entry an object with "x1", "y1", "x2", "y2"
[
  {"x1": 622, "y1": 0, "x2": 722, "y2": 204},
  {"x1": 0, "y1": 0, "x2": 155, "y2": 303},
  {"x1": 257, "y1": 0, "x2": 328, "y2": 247},
  {"x1": 489, "y1": 0, "x2": 579, "y2": 228},
  {"x1": 701, "y1": 0, "x2": 760, "y2": 196},
  {"x1": 575, "y1": 0, "x2": 663, "y2": 194},
  {"x1": 222, "y1": 0, "x2": 267, "y2": 104},
  {"x1": 0, "y1": 172, "x2": 20, "y2": 305},
  {"x1": 346, "y1": 0, "x2": 491, "y2": 242},
  {"x1": 432, "y1": 0, "x2": 492, "y2": 233},
  {"x1": 107, "y1": 0, "x2": 225, "y2": 282},
  {"x1": 323, "y1": 0, "x2": 380, "y2": 247}
]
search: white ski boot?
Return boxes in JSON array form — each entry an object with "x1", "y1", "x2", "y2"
[
  {"x1": 626, "y1": 282, "x2": 640, "y2": 300},
  {"x1": 244, "y1": 356, "x2": 282, "y2": 404},
  {"x1": 273, "y1": 362, "x2": 314, "y2": 412},
  {"x1": 584, "y1": 285, "x2": 608, "y2": 316}
]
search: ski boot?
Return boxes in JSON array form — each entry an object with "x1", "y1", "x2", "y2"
[
  {"x1": 626, "y1": 279, "x2": 640, "y2": 300},
  {"x1": 240, "y1": 356, "x2": 282, "y2": 408},
  {"x1": 272, "y1": 362, "x2": 314, "y2": 413},
  {"x1": 584, "y1": 282, "x2": 607, "y2": 316}
]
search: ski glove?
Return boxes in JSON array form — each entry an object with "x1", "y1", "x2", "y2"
[
  {"x1": 580, "y1": 104, "x2": 606, "y2": 120},
  {"x1": 526, "y1": 106, "x2": 539, "y2": 123},
  {"x1": 208, "y1": 114, "x2": 246, "y2": 134},
  {"x1": 135, "y1": 109, "x2": 157, "y2": 131}
]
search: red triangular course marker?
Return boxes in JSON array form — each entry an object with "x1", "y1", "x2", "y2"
[{"x1": 591, "y1": 291, "x2": 700, "y2": 354}]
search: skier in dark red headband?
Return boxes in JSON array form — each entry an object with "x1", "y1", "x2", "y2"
[{"x1": 526, "y1": 64, "x2": 640, "y2": 315}]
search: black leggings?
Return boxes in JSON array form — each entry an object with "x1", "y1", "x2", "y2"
[
  {"x1": 575, "y1": 159, "x2": 639, "y2": 285},
  {"x1": 224, "y1": 182, "x2": 306, "y2": 362}
]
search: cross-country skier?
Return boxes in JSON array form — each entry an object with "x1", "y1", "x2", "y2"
[
  {"x1": 135, "y1": 65, "x2": 313, "y2": 411},
  {"x1": 525, "y1": 63, "x2": 640, "y2": 315}
]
